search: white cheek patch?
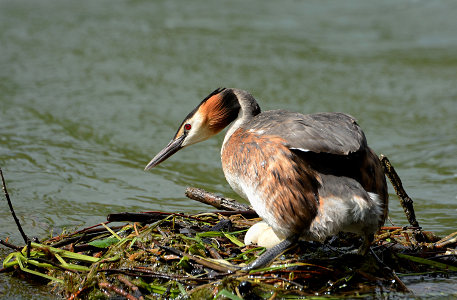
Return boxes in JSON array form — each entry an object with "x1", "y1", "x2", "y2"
[{"x1": 181, "y1": 115, "x2": 212, "y2": 147}]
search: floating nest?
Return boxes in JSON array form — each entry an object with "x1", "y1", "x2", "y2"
[
  {"x1": 1, "y1": 198, "x2": 457, "y2": 299},
  {"x1": 1, "y1": 157, "x2": 457, "y2": 299}
]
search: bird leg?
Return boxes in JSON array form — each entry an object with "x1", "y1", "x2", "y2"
[
  {"x1": 357, "y1": 233, "x2": 374, "y2": 255},
  {"x1": 242, "y1": 232, "x2": 372, "y2": 272},
  {"x1": 242, "y1": 235, "x2": 299, "y2": 271}
]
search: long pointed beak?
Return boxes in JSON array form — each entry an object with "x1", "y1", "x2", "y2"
[{"x1": 144, "y1": 135, "x2": 186, "y2": 171}]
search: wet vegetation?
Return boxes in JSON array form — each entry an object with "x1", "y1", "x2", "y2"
[
  {"x1": 1, "y1": 159, "x2": 456, "y2": 299},
  {"x1": 2, "y1": 210, "x2": 457, "y2": 299}
]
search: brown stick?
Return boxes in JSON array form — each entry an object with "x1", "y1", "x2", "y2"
[
  {"x1": 67, "y1": 287, "x2": 87, "y2": 300},
  {"x1": 160, "y1": 244, "x2": 238, "y2": 272},
  {"x1": 98, "y1": 282, "x2": 139, "y2": 300},
  {"x1": 0, "y1": 239, "x2": 22, "y2": 251},
  {"x1": 50, "y1": 231, "x2": 111, "y2": 248},
  {"x1": 208, "y1": 210, "x2": 258, "y2": 218},
  {"x1": 185, "y1": 187, "x2": 252, "y2": 212},
  {"x1": 1, "y1": 168, "x2": 29, "y2": 244},
  {"x1": 106, "y1": 212, "x2": 164, "y2": 223},
  {"x1": 391, "y1": 269, "x2": 410, "y2": 293},
  {"x1": 100, "y1": 267, "x2": 211, "y2": 283},
  {"x1": 379, "y1": 155, "x2": 419, "y2": 228},
  {"x1": 70, "y1": 221, "x2": 112, "y2": 236},
  {"x1": 107, "y1": 211, "x2": 217, "y2": 225},
  {"x1": 117, "y1": 275, "x2": 145, "y2": 300},
  {"x1": 433, "y1": 231, "x2": 457, "y2": 249}
]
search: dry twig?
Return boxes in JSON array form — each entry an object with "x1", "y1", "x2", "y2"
[
  {"x1": 185, "y1": 187, "x2": 253, "y2": 212},
  {"x1": 380, "y1": 155, "x2": 419, "y2": 227}
]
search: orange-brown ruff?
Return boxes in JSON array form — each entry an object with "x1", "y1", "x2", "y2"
[{"x1": 145, "y1": 88, "x2": 388, "y2": 269}]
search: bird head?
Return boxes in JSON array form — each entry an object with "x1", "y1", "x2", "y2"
[{"x1": 144, "y1": 87, "x2": 242, "y2": 170}]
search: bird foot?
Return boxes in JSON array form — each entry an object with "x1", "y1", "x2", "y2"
[
  {"x1": 241, "y1": 235, "x2": 297, "y2": 271},
  {"x1": 357, "y1": 233, "x2": 374, "y2": 256}
]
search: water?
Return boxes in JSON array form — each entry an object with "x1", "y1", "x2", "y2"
[{"x1": 1, "y1": 0, "x2": 456, "y2": 298}]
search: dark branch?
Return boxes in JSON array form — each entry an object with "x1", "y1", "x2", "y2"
[
  {"x1": 0, "y1": 239, "x2": 22, "y2": 251},
  {"x1": 1, "y1": 168, "x2": 29, "y2": 244},
  {"x1": 379, "y1": 155, "x2": 419, "y2": 228}
]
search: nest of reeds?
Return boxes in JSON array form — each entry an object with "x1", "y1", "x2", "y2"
[
  {"x1": 2, "y1": 207, "x2": 457, "y2": 299},
  {"x1": 1, "y1": 156, "x2": 456, "y2": 299}
]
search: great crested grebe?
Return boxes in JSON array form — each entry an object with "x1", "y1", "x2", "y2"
[{"x1": 145, "y1": 88, "x2": 388, "y2": 270}]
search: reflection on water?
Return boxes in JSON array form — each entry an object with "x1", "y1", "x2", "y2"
[{"x1": 1, "y1": 0, "x2": 456, "y2": 297}]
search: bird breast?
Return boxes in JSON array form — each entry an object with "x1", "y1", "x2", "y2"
[{"x1": 221, "y1": 127, "x2": 320, "y2": 238}]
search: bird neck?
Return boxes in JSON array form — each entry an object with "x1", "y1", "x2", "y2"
[{"x1": 221, "y1": 89, "x2": 261, "y2": 151}]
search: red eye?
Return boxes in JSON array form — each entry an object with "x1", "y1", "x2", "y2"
[{"x1": 184, "y1": 123, "x2": 192, "y2": 130}]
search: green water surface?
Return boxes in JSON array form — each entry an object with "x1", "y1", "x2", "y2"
[{"x1": 1, "y1": 0, "x2": 456, "y2": 298}]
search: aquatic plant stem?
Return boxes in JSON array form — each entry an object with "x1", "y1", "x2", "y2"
[{"x1": 0, "y1": 168, "x2": 29, "y2": 244}]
